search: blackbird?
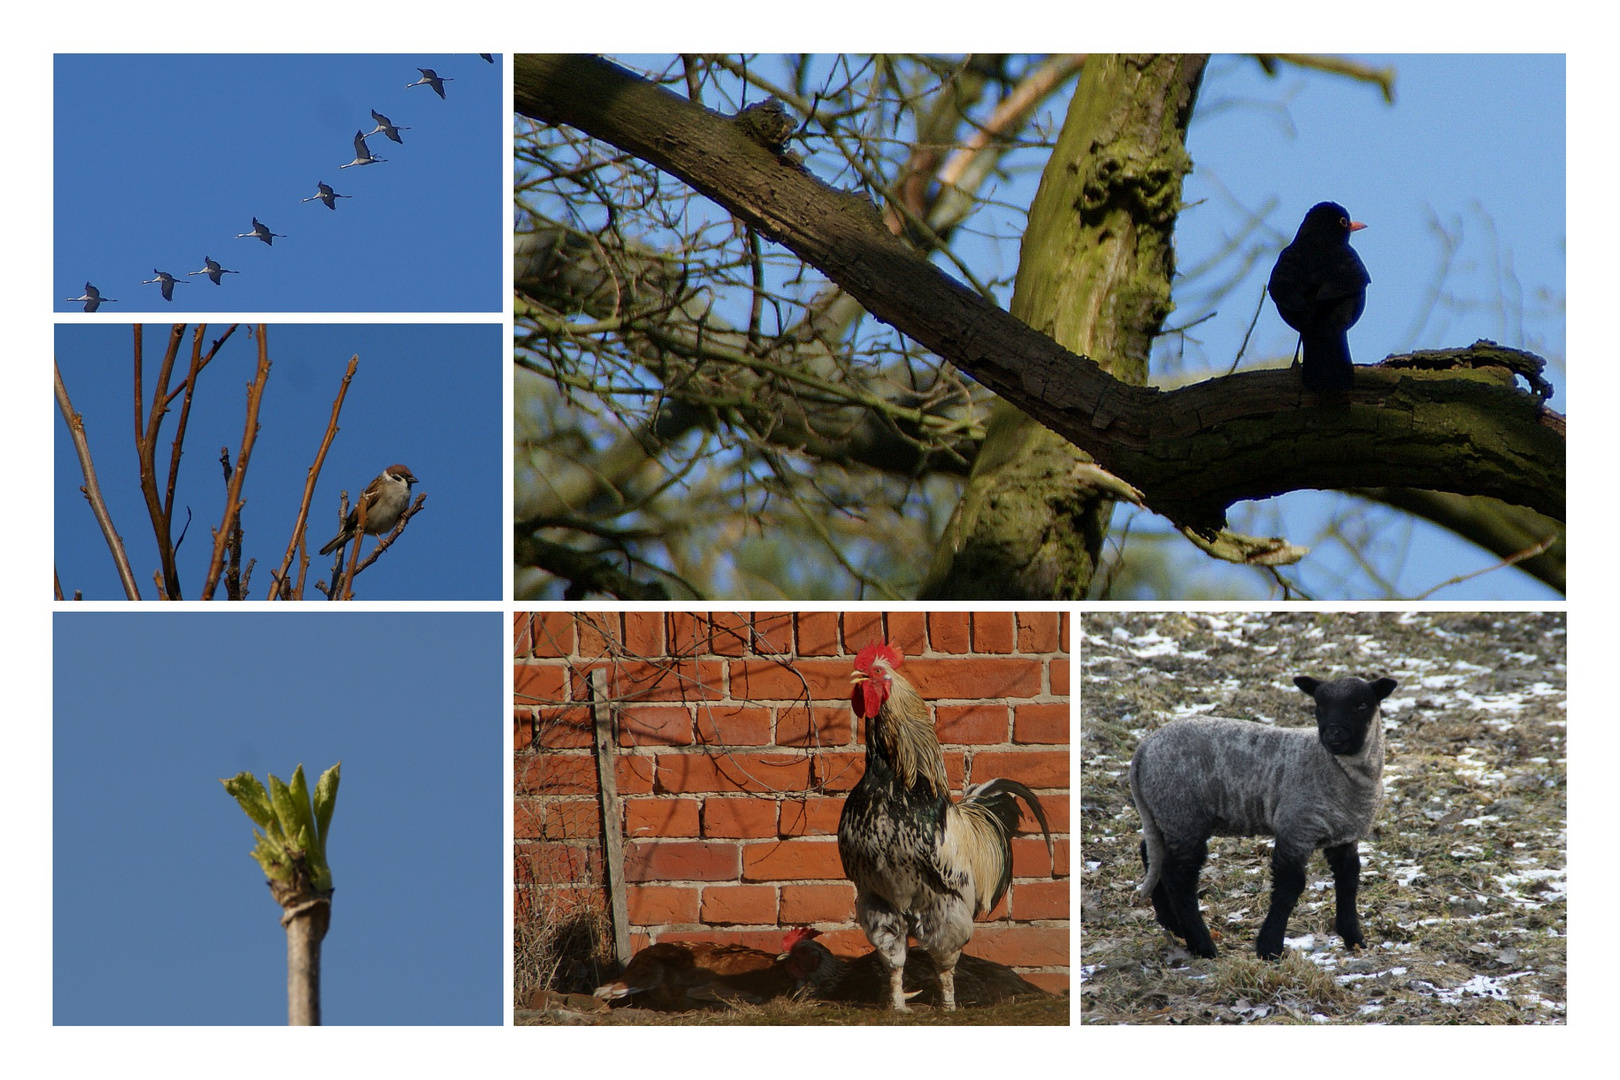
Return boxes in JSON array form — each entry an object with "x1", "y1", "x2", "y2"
[{"x1": 1268, "y1": 201, "x2": 1370, "y2": 392}]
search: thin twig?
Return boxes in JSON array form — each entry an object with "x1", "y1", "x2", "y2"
[
  {"x1": 201, "y1": 325, "x2": 272, "y2": 599},
  {"x1": 55, "y1": 361, "x2": 142, "y2": 599},
  {"x1": 1413, "y1": 533, "x2": 1560, "y2": 600},
  {"x1": 273, "y1": 353, "x2": 359, "y2": 599}
]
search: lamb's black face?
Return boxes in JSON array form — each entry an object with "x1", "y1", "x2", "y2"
[{"x1": 1295, "y1": 675, "x2": 1398, "y2": 756}]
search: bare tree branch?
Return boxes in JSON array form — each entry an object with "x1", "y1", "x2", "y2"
[{"x1": 55, "y1": 362, "x2": 142, "y2": 599}]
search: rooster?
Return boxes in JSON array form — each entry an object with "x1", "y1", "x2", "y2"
[
  {"x1": 592, "y1": 929, "x2": 825, "y2": 1010},
  {"x1": 782, "y1": 927, "x2": 1049, "y2": 1008},
  {"x1": 836, "y1": 642, "x2": 1054, "y2": 1010}
]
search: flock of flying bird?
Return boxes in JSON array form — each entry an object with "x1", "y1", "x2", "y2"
[{"x1": 64, "y1": 57, "x2": 493, "y2": 312}]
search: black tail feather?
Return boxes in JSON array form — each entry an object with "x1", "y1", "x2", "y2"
[
  {"x1": 1300, "y1": 328, "x2": 1355, "y2": 392},
  {"x1": 964, "y1": 777, "x2": 1055, "y2": 868}
]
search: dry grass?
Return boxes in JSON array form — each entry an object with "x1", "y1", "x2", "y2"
[
  {"x1": 515, "y1": 894, "x2": 614, "y2": 1008},
  {"x1": 518, "y1": 991, "x2": 1070, "y2": 1026}
]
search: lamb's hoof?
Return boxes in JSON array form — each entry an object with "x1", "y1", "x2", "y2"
[{"x1": 1181, "y1": 935, "x2": 1218, "y2": 960}]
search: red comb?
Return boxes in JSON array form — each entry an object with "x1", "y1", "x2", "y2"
[
  {"x1": 852, "y1": 642, "x2": 903, "y2": 673},
  {"x1": 782, "y1": 926, "x2": 822, "y2": 948}
]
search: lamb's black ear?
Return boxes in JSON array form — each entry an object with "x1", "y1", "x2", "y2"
[
  {"x1": 1371, "y1": 677, "x2": 1398, "y2": 700},
  {"x1": 1294, "y1": 676, "x2": 1320, "y2": 696}
]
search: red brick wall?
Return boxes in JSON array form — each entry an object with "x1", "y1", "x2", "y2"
[{"x1": 514, "y1": 611, "x2": 1071, "y2": 994}]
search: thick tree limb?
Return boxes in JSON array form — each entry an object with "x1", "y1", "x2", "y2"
[{"x1": 515, "y1": 54, "x2": 1564, "y2": 533}]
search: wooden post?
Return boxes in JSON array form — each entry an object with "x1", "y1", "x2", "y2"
[{"x1": 591, "y1": 668, "x2": 631, "y2": 965}]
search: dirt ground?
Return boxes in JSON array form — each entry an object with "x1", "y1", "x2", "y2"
[
  {"x1": 1080, "y1": 611, "x2": 1565, "y2": 1025},
  {"x1": 518, "y1": 992, "x2": 1070, "y2": 1026}
]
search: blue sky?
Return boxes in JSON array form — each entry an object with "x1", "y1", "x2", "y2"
[
  {"x1": 52, "y1": 611, "x2": 504, "y2": 1025},
  {"x1": 54, "y1": 54, "x2": 503, "y2": 313},
  {"x1": 54, "y1": 323, "x2": 503, "y2": 600}
]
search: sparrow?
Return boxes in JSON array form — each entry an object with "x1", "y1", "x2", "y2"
[
  {"x1": 1268, "y1": 202, "x2": 1370, "y2": 393},
  {"x1": 319, "y1": 464, "x2": 418, "y2": 555}
]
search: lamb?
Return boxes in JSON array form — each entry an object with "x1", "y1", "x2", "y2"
[{"x1": 1129, "y1": 674, "x2": 1398, "y2": 960}]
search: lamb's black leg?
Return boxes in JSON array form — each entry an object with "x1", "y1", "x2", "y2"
[
  {"x1": 1323, "y1": 842, "x2": 1365, "y2": 949},
  {"x1": 1159, "y1": 838, "x2": 1217, "y2": 958},
  {"x1": 1141, "y1": 840, "x2": 1186, "y2": 937},
  {"x1": 1256, "y1": 845, "x2": 1309, "y2": 960}
]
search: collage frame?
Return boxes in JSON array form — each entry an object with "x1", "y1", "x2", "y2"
[{"x1": 29, "y1": 32, "x2": 1578, "y2": 1070}]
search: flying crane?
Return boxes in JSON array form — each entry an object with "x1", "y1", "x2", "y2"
[
  {"x1": 235, "y1": 217, "x2": 286, "y2": 246},
  {"x1": 338, "y1": 130, "x2": 386, "y2": 168},
  {"x1": 187, "y1": 256, "x2": 240, "y2": 285},
  {"x1": 405, "y1": 67, "x2": 452, "y2": 98},
  {"x1": 300, "y1": 181, "x2": 352, "y2": 210},
  {"x1": 140, "y1": 270, "x2": 189, "y2": 302},
  {"x1": 65, "y1": 282, "x2": 117, "y2": 312},
  {"x1": 365, "y1": 109, "x2": 409, "y2": 144}
]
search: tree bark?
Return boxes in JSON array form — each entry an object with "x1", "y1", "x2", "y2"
[
  {"x1": 926, "y1": 54, "x2": 1203, "y2": 597},
  {"x1": 283, "y1": 896, "x2": 330, "y2": 1026}
]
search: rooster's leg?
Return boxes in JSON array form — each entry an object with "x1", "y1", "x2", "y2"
[
  {"x1": 855, "y1": 893, "x2": 912, "y2": 1011},
  {"x1": 888, "y1": 962, "x2": 908, "y2": 1011},
  {"x1": 939, "y1": 964, "x2": 958, "y2": 1011}
]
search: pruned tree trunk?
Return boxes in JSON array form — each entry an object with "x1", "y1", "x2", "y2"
[{"x1": 279, "y1": 891, "x2": 332, "y2": 1026}]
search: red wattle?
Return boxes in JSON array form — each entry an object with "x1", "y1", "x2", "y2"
[{"x1": 854, "y1": 679, "x2": 888, "y2": 718}]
